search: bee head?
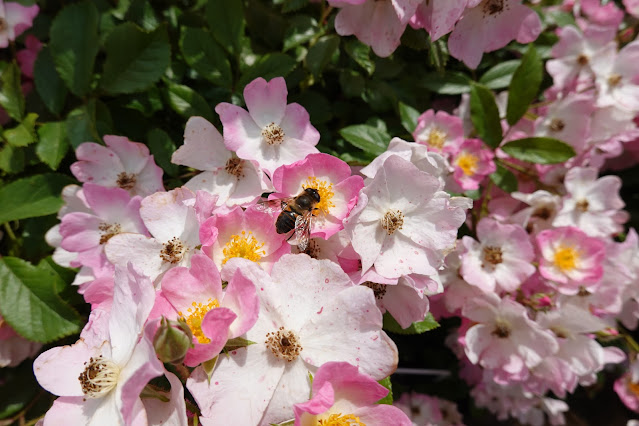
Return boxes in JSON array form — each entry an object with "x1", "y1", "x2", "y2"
[{"x1": 304, "y1": 187, "x2": 321, "y2": 203}]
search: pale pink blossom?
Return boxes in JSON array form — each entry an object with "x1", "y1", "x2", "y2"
[
  {"x1": 534, "y1": 93, "x2": 595, "y2": 154},
  {"x1": 510, "y1": 190, "x2": 562, "y2": 233},
  {"x1": 153, "y1": 253, "x2": 259, "y2": 367},
  {"x1": 625, "y1": 0, "x2": 639, "y2": 18},
  {"x1": 187, "y1": 255, "x2": 398, "y2": 426},
  {"x1": 216, "y1": 77, "x2": 319, "y2": 174},
  {"x1": 591, "y1": 40, "x2": 639, "y2": 112},
  {"x1": 344, "y1": 155, "x2": 469, "y2": 279},
  {"x1": 0, "y1": 314, "x2": 41, "y2": 367},
  {"x1": 413, "y1": 110, "x2": 464, "y2": 155},
  {"x1": 0, "y1": 0, "x2": 38, "y2": 49},
  {"x1": 395, "y1": 392, "x2": 465, "y2": 426},
  {"x1": 271, "y1": 153, "x2": 364, "y2": 240},
  {"x1": 16, "y1": 34, "x2": 41, "y2": 78},
  {"x1": 451, "y1": 139, "x2": 496, "y2": 191},
  {"x1": 615, "y1": 354, "x2": 639, "y2": 413},
  {"x1": 172, "y1": 116, "x2": 268, "y2": 207},
  {"x1": 448, "y1": 0, "x2": 542, "y2": 69},
  {"x1": 294, "y1": 362, "x2": 411, "y2": 425},
  {"x1": 410, "y1": 0, "x2": 469, "y2": 41},
  {"x1": 71, "y1": 135, "x2": 164, "y2": 197}
]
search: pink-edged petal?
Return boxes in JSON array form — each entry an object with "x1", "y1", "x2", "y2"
[
  {"x1": 294, "y1": 381, "x2": 335, "y2": 423},
  {"x1": 33, "y1": 339, "x2": 93, "y2": 397},
  {"x1": 244, "y1": 77, "x2": 288, "y2": 128},
  {"x1": 105, "y1": 234, "x2": 166, "y2": 282},
  {"x1": 160, "y1": 253, "x2": 222, "y2": 312},
  {"x1": 357, "y1": 404, "x2": 413, "y2": 425},
  {"x1": 221, "y1": 268, "x2": 260, "y2": 338},
  {"x1": 259, "y1": 360, "x2": 313, "y2": 425},
  {"x1": 140, "y1": 187, "x2": 196, "y2": 242},
  {"x1": 71, "y1": 143, "x2": 122, "y2": 183},
  {"x1": 104, "y1": 135, "x2": 150, "y2": 174},
  {"x1": 279, "y1": 103, "x2": 320, "y2": 145},
  {"x1": 215, "y1": 103, "x2": 263, "y2": 154},
  {"x1": 172, "y1": 116, "x2": 231, "y2": 170},
  {"x1": 185, "y1": 307, "x2": 236, "y2": 367},
  {"x1": 144, "y1": 371, "x2": 188, "y2": 426},
  {"x1": 42, "y1": 396, "x2": 119, "y2": 426},
  {"x1": 312, "y1": 362, "x2": 388, "y2": 405}
]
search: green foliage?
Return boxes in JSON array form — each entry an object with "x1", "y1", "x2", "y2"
[
  {"x1": 506, "y1": 45, "x2": 543, "y2": 125},
  {"x1": 180, "y1": 27, "x2": 232, "y2": 88},
  {"x1": 0, "y1": 62, "x2": 25, "y2": 121},
  {"x1": 383, "y1": 312, "x2": 440, "y2": 335},
  {"x1": 398, "y1": 102, "x2": 420, "y2": 134},
  {"x1": 490, "y1": 164, "x2": 518, "y2": 193},
  {"x1": 501, "y1": 137, "x2": 577, "y2": 164},
  {"x1": 33, "y1": 47, "x2": 68, "y2": 115},
  {"x1": 36, "y1": 122, "x2": 70, "y2": 170},
  {"x1": 377, "y1": 377, "x2": 393, "y2": 405},
  {"x1": 339, "y1": 123, "x2": 390, "y2": 157},
  {"x1": 0, "y1": 174, "x2": 75, "y2": 224},
  {"x1": 469, "y1": 83, "x2": 502, "y2": 148},
  {"x1": 479, "y1": 60, "x2": 521, "y2": 89},
  {"x1": 206, "y1": 0, "x2": 245, "y2": 56}
]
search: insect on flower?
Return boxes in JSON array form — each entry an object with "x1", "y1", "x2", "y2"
[{"x1": 255, "y1": 188, "x2": 320, "y2": 251}]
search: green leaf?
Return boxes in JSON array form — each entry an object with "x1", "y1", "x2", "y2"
[
  {"x1": 506, "y1": 45, "x2": 542, "y2": 126},
  {"x1": 0, "y1": 173, "x2": 75, "y2": 224},
  {"x1": 165, "y1": 83, "x2": 215, "y2": 123},
  {"x1": 147, "y1": 128, "x2": 178, "y2": 177},
  {"x1": 377, "y1": 377, "x2": 393, "y2": 405},
  {"x1": 180, "y1": 27, "x2": 232, "y2": 88},
  {"x1": 282, "y1": 15, "x2": 320, "y2": 52},
  {"x1": 0, "y1": 62, "x2": 24, "y2": 121},
  {"x1": 398, "y1": 102, "x2": 420, "y2": 134},
  {"x1": 0, "y1": 144, "x2": 24, "y2": 174},
  {"x1": 49, "y1": 0, "x2": 99, "y2": 96},
  {"x1": 501, "y1": 137, "x2": 576, "y2": 164},
  {"x1": 427, "y1": 38, "x2": 449, "y2": 72},
  {"x1": 206, "y1": 0, "x2": 245, "y2": 56},
  {"x1": 33, "y1": 47, "x2": 68, "y2": 115},
  {"x1": 420, "y1": 71, "x2": 471, "y2": 94},
  {"x1": 479, "y1": 60, "x2": 521, "y2": 90},
  {"x1": 223, "y1": 337, "x2": 256, "y2": 351},
  {"x1": 4, "y1": 113, "x2": 38, "y2": 147},
  {"x1": 306, "y1": 35, "x2": 339, "y2": 78},
  {"x1": 490, "y1": 163, "x2": 518, "y2": 193},
  {"x1": 344, "y1": 39, "x2": 375, "y2": 76},
  {"x1": 0, "y1": 257, "x2": 82, "y2": 343},
  {"x1": 101, "y1": 23, "x2": 170, "y2": 95},
  {"x1": 282, "y1": 0, "x2": 308, "y2": 13},
  {"x1": 0, "y1": 363, "x2": 39, "y2": 419},
  {"x1": 383, "y1": 312, "x2": 440, "y2": 335},
  {"x1": 36, "y1": 122, "x2": 70, "y2": 170},
  {"x1": 469, "y1": 83, "x2": 502, "y2": 149},
  {"x1": 238, "y1": 53, "x2": 296, "y2": 88},
  {"x1": 339, "y1": 124, "x2": 390, "y2": 157},
  {"x1": 66, "y1": 103, "x2": 98, "y2": 148}
]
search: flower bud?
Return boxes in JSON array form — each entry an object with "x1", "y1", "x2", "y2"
[{"x1": 153, "y1": 317, "x2": 193, "y2": 364}]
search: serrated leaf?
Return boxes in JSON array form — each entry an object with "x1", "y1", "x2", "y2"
[
  {"x1": 383, "y1": 312, "x2": 440, "y2": 335},
  {"x1": 0, "y1": 257, "x2": 82, "y2": 343},
  {"x1": 283, "y1": 15, "x2": 320, "y2": 52},
  {"x1": 147, "y1": 128, "x2": 178, "y2": 177},
  {"x1": 306, "y1": 35, "x2": 339, "y2": 78},
  {"x1": 479, "y1": 60, "x2": 521, "y2": 89},
  {"x1": 501, "y1": 137, "x2": 576, "y2": 164},
  {"x1": 50, "y1": 0, "x2": 99, "y2": 96},
  {"x1": 238, "y1": 53, "x2": 296, "y2": 88},
  {"x1": 180, "y1": 27, "x2": 232, "y2": 88},
  {"x1": 344, "y1": 39, "x2": 374, "y2": 76},
  {"x1": 0, "y1": 62, "x2": 24, "y2": 121},
  {"x1": 165, "y1": 83, "x2": 215, "y2": 123},
  {"x1": 469, "y1": 83, "x2": 502, "y2": 148},
  {"x1": 4, "y1": 113, "x2": 37, "y2": 147},
  {"x1": 0, "y1": 173, "x2": 75, "y2": 223},
  {"x1": 398, "y1": 102, "x2": 420, "y2": 133},
  {"x1": 101, "y1": 23, "x2": 170, "y2": 95},
  {"x1": 206, "y1": 0, "x2": 245, "y2": 56},
  {"x1": 339, "y1": 124, "x2": 390, "y2": 156},
  {"x1": 223, "y1": 337, "x2": 256, "y2": 351},
  {"x1": 420, "y1": 71, "x2": 471, "y2": 94},
  {"x1": 36, "y1": 121, "x2": 70, "y2": 170},
  {"x1": 33, "y1": 47, "x2": 68, "y2": 115},
  {"x1": 66, "y1": 101, "x2": 101, "y2": 149},
  {"x1": 490, "y1": 163, "x2": 518, "y2": 193},
  {"x1": 506, "y1": 45, "x2": 542, "y2": 125},
  {"x1": 377, "y1": 377, "x2": 393, "y2": 405},
  {"x1": 0, "y1": 144, "x2": 24, "y2": 174}
]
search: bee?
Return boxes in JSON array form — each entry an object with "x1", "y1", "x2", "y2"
[{"x1": 256, "y1": 188, "x2": 321, "y2": 251}]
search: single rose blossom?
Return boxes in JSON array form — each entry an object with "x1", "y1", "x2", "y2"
[
  {"x1": 16, "y1": 34, "x2": 41, "y2": 78},
  {"x1": 409, "y1": 0, "x2": 469, "y2": 41},
  {"x1": 451, "y1": 139, "x2": 496, "y2": 191},
  {"x1": 413, "y1": 110, "x2": 464, "y2": 156},
  {"x1": 0, "y1": 0, "x2": 38, "y2": 48}
]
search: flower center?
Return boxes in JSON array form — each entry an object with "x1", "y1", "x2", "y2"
[
  {"x1": 628, "y1": 378, "x2": 639, "y2": 397},
  {"x1": 116, "y1": 172, "x2": 137, "y2": 190},
  {"x1": 553, "y1": 245, "x2": 579, "y2": 272},
  {"x1": 608, "y1": 73, "x2": 622, "y2": 87},
  {"x1": 549, "y1": 118, "x2": 565, "y2": 132},
  {"x1": 491, "y1": 319, "x2": 511, "y2": 338},
  {"x1": 98, "y1": 222, "x2": 122, "y2": 244},
  {"x1": 532, "y1": 206, "x2": 553, "y2": 220},
  {"x1": 381, "y1": 210, "x2": 404, "y2": 235},
  {"x1": 265, "y1": 327, "x2": 302, "y2": 362},
  {"x1": 455, "y1": 152, "x2": 479, "y2": 176},
  {"x1": 78, "y1": 356, "x2": 120, "y2": 399},
  {"x1": 262, "y1": 122, "x2": 285, "y2": 145},
  {"x1": 302, "y1": 177, "x2": 334, "y2": 216},
  {"x1": 483, "y1": 246, "x2": 503, "y2": 266},
  {"x1": 576, "y1": 54, "x2": 589, "y2": 66},
  {"x1": 225, "y1": 157, "x2": 245, "y2": 177},
  {"x1": 0, "y1": 17, "x2": 7, "y2": 33},
  {"x1": 317, "y1": 413, "x2": 366, "y2": 426},
  {"x1": 178, "y1": 298, "x2": 220, "y2": 344},
  {"x1": 160, "y1": 237, "x2": 188, "y2": 264},
  {"x1": 576, "y1": 199, "x2": 589, "y2": 212},
  {"x1": 222, "y1": 231, "x2": 266, "y2": 265},
  {"x1": 363, "y1": 281, "x2": 387, "y2": 300},
  {"x1": 482, "y1": 0, "x2": 504, "y2": 15},
  {"x1": 426, "y1": 127, "x2": 447, "y2": 150}
]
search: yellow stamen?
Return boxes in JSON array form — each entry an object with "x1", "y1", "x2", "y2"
[
  {"x1": 222, "y1": 231, "x2": 266, "y2": 265},
  {"x1": 553, "y1": 245, "x2": 579, "y2": 272},
  {"x1": 318, "y1": 413, "x2": 366, "y2": 426},
  {"x1": 427, "y1": 128, "x2": 447, "y2": 149},
  {"x1": 303, "y1": 176, "x2": 335, "y2": 216},
  {"x1": 456, "y1": 152, "x2": 479, "y2": 176},
  {"x1": 178, "y1": 298, "x2": 220, "y2": 344}
]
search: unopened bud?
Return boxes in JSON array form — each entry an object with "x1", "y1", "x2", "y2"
[{"x1": 153, "y1": 317, "x2": 193, "y2": 364}]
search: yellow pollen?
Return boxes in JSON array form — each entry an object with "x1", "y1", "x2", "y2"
[
  {"x1": 222, "y1": 231, "x2": 266, "y2": 265},
  {"x1": 427, "y1": 128, "x2": 447, "y2": 149},
  {"x1": 456, "y1": 152, "x2": 479, "y2": 176},
  {"x1": 178, "y1": 298, "x2": 220, "y2": 344},
  {"x1": 553, "y1": 245, "x2": 579, "y2": 272},
  {"x1": 303, "y1": 176, "x2": 334, "y2": 215},
  {"x1": 317, "y1": 413, "x2": 366, "y2": 426},
  {"x1": 628, "y1": 379, "x2": 639, "y2": 397}
]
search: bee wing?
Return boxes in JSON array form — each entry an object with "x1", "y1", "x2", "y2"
[
  {"x1": 294, "y1": 211, "x2": 313, "y2": 252},
  {"x1": 254, "y1": 197, "x2": 294, "y2": 214}
]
